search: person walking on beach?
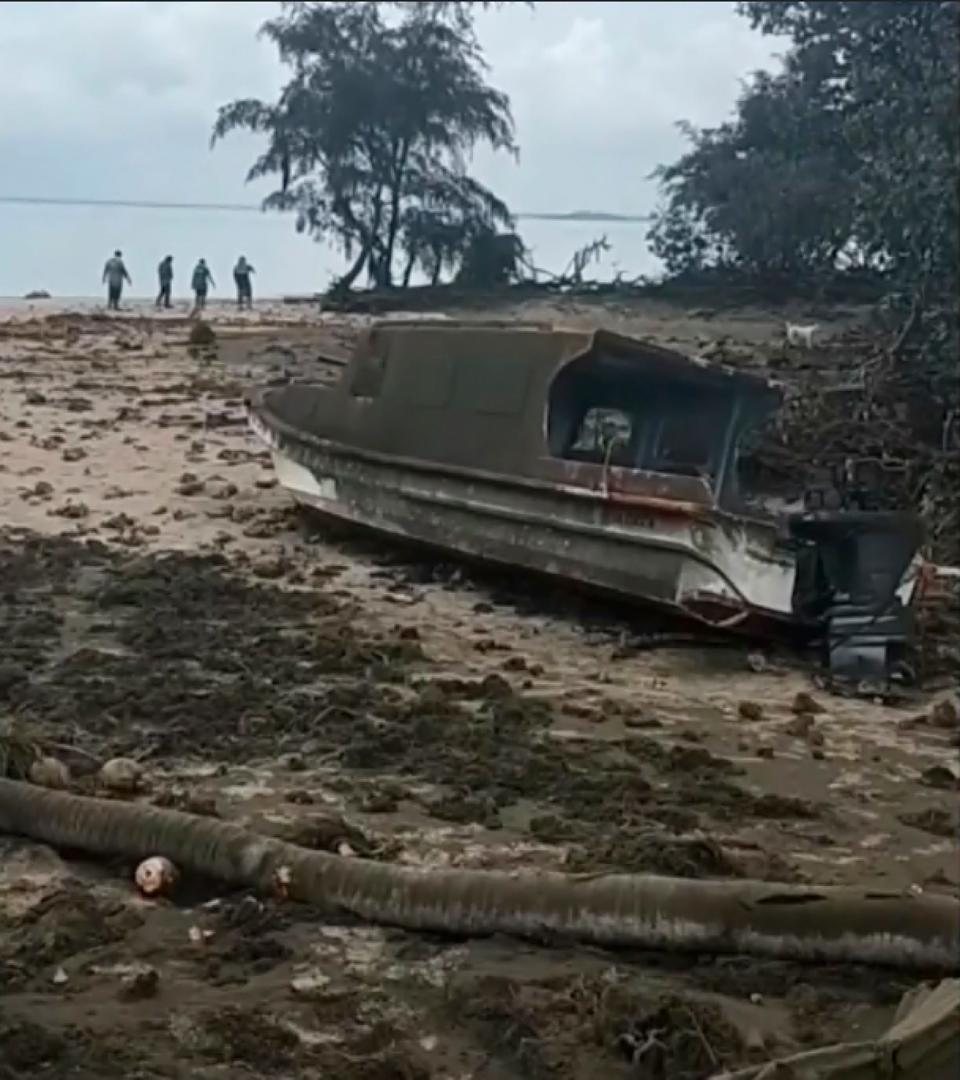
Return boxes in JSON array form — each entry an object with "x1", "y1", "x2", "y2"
[
  {"x1": 156, "y1": 255, "x2": 174, "y2": 309},
  {"x1": 233, "y1": 256, "x2": 254, "y2": 310},
  {"x1": 190, "y1": 258, "x2": 214, "y2": 315},
  {"x1": 102, "y1": 250, "x2": 131, "y2": 311}
]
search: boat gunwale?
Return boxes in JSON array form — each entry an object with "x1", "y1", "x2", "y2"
[{"x1": 246, "y1": 385, "x2": 787, "y2": 535}]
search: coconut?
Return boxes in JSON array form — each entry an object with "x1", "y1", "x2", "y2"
[
  {"x1": 28, "y1": 756, "x2": 71, "y2": 789},
  {"x1": 273, "y1": 864, "x2": 293, "y2": 900},
  {"x1": 134, "y1": 856, "x2": 179, "y2": 897},
  {"x1": 99, "y1": 756, "x2": 144, "y2": 794}
]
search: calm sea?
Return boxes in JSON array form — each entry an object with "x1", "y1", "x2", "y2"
[{"x1": 0, "y1": 203, "x2": 659, "y2": 301}]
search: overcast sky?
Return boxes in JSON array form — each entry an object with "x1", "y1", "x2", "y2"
[{"x1": 0, "y1": 1, "x2": 784, "y2": 297}]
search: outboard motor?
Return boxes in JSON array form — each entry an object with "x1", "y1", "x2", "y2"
[{"x1": 789, "y1": 462, "x2": 923, "y2": 684}]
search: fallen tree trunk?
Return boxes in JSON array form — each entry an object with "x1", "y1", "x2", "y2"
[
  {"x1": 712, "y1": 978, "x2": 960, "y2": 1080},
  {"x1": 1, "y1": 779, "x2": 957, "y2": 971}
]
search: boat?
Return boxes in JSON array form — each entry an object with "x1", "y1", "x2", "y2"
[{"x1": 246, "y1": 320, "x2": 928, "y2": 682}]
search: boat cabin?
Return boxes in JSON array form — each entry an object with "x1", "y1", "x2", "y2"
[
  {"x1": 263, "y1": 321, "x2": 783, "y2": 513},
  {"x1": 543, "y1": 330, "x2": 782, "y2": 510}
]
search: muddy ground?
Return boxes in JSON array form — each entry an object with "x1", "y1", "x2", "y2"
[{"x1": 0, "y1": 298, "x2": 957, "y2": 1078}]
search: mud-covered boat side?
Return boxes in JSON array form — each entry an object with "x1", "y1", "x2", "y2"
[
  {"x1": 247, "y1": 321, "x2": 927, "y2": 676},
  {"x1": 248, "y1": 396, "x2": 798, "y2": 631}
]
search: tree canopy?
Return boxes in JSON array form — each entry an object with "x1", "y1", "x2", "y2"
[
  {"x1": 648, "y1": 0, "x2": 959, "y2": 297},
  {"x1": 647, "y1": 2, "x2": 959, "y2": 558},
  {"x1": 212, "y1": 1, "x2": 524, "y2": 290}
]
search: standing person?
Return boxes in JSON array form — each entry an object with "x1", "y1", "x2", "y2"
[
  {"x1": 102, "y1": 250, "x2": 131, "y2": 311},
  {"x1": 156, "y1": 256, "x2": 174, "y2": 309},
  {"x1": 190, "y1": 258, "x2": 214, "y2": 315},
  {"x1": 233, "y1": 256, "x2": 255, "y2": 310}
]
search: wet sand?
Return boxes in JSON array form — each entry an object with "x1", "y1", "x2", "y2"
[{"x1": 1, "y1": 298, "x2": 957, "y2": 1078}]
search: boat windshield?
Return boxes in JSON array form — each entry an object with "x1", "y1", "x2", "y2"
[
  {"x1": 546, "y1": 352, "x2": 734, "y2": 488},
  {"x1": 546, "y1": 347, "x2": 771, "y2": 508}
]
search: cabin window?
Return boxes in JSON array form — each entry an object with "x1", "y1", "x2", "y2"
[
  {"x1": 546, "y1": 348, "x2": 742, "y2": 491},
  {"x1": 547, "y1": 353, "x2": 644, "y2": 466},
  {"x1": 652, "y1": 415, "x2": 716, "y2": 477},
  {"x1": 546, "y1": 346, "x2": 783, "y2": 509}
]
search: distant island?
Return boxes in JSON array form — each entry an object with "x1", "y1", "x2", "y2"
[{"x1": 517, "y1": 210, "x2": 652, "y2": 223}]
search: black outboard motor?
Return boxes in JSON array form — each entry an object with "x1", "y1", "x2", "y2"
[{"x1": 788, "y1": 506, "x2": 923, "y2": 684}]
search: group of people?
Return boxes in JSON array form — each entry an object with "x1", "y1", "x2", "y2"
[{"x1": 101, "y1": 251, "x2": 256, "y2": 313}]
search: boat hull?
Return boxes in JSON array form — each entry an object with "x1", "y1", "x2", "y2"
[{"x1": 249, "y1": 407, "x2": 803, "y2": 637}]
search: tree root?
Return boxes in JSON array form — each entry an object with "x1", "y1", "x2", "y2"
[{"x1": 1, "y1": 779, "x2": 957, "y2": 971}]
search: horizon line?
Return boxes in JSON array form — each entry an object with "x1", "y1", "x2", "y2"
[{"x1": 0, "y1": 194, "x2": 651, "y2": 222}]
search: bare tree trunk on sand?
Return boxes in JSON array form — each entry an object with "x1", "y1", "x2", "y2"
[
  {"x1": 712, "y1": 977, "x2": 960, "y2": 1079},
  {"x1": 1, "y1": 779, "x2": 957, "y2": 972}
]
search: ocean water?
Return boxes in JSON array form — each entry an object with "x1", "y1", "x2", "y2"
[{"x1": 0, "y1": 202, "x2": 659, "y2": 301}]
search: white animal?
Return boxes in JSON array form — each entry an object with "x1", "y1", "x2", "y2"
[{"x1": 785, "y1": 322, "x2": 820, "y2": 349}]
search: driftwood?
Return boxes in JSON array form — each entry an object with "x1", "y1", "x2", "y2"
[
  {"x1": 712, "y1": 978, "x2": 960, "y2": 1080},
  {"x1": 1, "y1": 779, "x2": 958, "y2": 971}
]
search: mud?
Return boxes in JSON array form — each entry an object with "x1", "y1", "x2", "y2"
[
  {"x1": 1, "y1": 531, "x2": 823, "y2": 883},
  {"x1": 1, "y1": 301, "x2": 957, "y2": 1078}
]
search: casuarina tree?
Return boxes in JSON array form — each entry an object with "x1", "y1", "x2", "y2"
[{"x1": 212, "y1": 1, "x2": 525, "y2": 290}]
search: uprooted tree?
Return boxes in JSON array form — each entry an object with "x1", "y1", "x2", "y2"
[
  {"x1": 647, "y1": 1, "x2": 960, "y2": 561},
  {"x1": 212, "y1": 1, "x2": 528, "y2": 291}
]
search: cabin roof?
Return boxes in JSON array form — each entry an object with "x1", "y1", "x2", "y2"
[
  {"x1": 368, "y1": 319, "x2": 780, "y2": 400},
  {"x1": 585, "y1": 328, "x2": 778, "y2": 396}
]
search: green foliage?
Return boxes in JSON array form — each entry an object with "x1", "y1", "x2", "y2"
[
  {"x1": 648, "y1": 72, "x2": 857, "y2": 278},
  {"x1": 649, "y1": 0, "x2": 959, "y2": 471},
  {"x1": 399, "y1": 170, "x2": 516, "y2": 286},
  {"x1": 649, "y1": 1, "x2": 959, "y2": 295},
  {"x1": 455, "y1": 227, "x2": 526, "y2": 287},
  {"x1": 212, "y1": 1, "x2": 524, "y2": 290},
  {"x1": 741, "y1": 2, "x2": 959, "y2": 290},
  {"x1": 391, "y1": 1, "x2": 534, "y2": 33}
]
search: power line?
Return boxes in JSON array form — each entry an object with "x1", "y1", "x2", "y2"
[{"x1": 0, "y1": 193, "x2": 650, "y2": 222}]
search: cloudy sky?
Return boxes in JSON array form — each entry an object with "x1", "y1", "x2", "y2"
[{"x1": 0, "y1": 1, "x2": 784, "y2": 297}]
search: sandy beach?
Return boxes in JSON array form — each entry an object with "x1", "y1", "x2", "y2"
[{"x1": 1, "y1": 297, "x2": 957, "y2": 1078}]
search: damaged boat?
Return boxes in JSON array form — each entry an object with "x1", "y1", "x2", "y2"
[{"x1": 246, "y1": 321, "x2": 928, "y2": 682}]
